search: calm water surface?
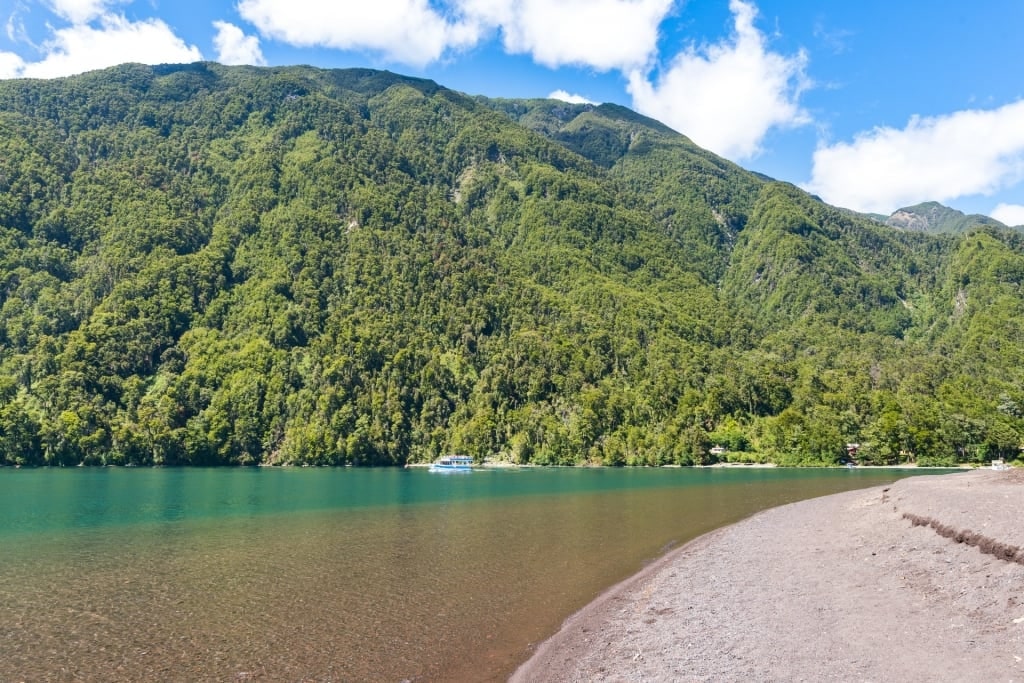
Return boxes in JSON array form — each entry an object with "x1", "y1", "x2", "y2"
[{"x1": 0, "y1": 466, "x2": 944, "y2": 681}]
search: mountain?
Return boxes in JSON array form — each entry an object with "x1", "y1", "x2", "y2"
[
  {"x1": 0, "y1": 62, "x2": 1022, "y2": 468},
  {"x1": 885, "y1": 201, "x2": 1007, "y2": 234}
]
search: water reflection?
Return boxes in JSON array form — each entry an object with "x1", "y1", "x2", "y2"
[{"x1": 0, "y1": 467, "x2": 942, "y2": 681}]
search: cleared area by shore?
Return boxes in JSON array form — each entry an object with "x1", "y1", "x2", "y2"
[{"x1": 513, "y1": 468, "x2": 1024, "y2": 682}]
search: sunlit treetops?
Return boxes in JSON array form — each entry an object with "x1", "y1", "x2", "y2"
[{"x1": 0, "y1": 63, "x2": 1021, "y2": 467}]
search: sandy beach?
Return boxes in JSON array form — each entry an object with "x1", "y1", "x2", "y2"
[{"x1": 512, "y1": 468, "x2": 1024, "y2": 682}]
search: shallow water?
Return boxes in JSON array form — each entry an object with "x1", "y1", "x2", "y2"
[{"x1": 0, "y1": 466, "x2": 937, "y2": 681}]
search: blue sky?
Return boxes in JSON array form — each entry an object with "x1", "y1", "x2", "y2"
[{"x1": 2, "y1": 1, "x2": 1023, "y2": 224}]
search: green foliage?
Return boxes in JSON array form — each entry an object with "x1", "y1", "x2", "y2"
[
  {"x1": 885, "y1": 201, "x2": 1011, "y2": 234},
  {"x1": 0, "y1": 63, "x2": 1021, "y2": 467}
]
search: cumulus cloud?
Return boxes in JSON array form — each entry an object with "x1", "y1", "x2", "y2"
[
  {"x1": 0, "y1": 51, "x2": 26, "y2": 78},
  {"x1": 237, "y1": 0, "x2": 480, "y2": 67},
  {"x1": 548, "y1": 89, "x2": 594, "y2": 104},
  {"x1": 213, "y1": 20, "x2": 265, "y2": 66},
  {"x1": 46, "y1": 0, "x2": 122, "y2": 25},
  {"x1": 627, "y1": 0, "x2": 810, "y2": 160},
  {"x1": 805, "y1": 100, "x2": 1024, "y2": 214},
  {"x1": 4, "y1": 14, "x2": 202, "y2": 79},
  {"x1": 237, "y1": 0, "x2": 672, "y2": 71},
  {"x1": 992, "y1": 203, "x2": 1024, "y2": 227},
  {"x1": 474, "y1": 0, "x2": 673, "y2": 71}
]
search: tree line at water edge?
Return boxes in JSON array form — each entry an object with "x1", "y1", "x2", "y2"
[{"x1": 0, "y1": 63, "x2": 1022, "y2": 468}]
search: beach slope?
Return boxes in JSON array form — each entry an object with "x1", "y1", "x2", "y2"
[{"x1": 512, "y1": 469, "x2": 1024, "y2": 682}]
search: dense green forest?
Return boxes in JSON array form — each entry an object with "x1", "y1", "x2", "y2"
[{"x1": 0, "y1": 62, "x2": 1022, "y2": 467}]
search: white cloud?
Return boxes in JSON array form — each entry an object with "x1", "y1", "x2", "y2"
[
  {"x1": 479, "y1": 0, "x2": 674, "y2": 71},
  {"x1": 213, "y1": 20, "x2": 265, "y2": 66},
  {"x1": 238, "y1": 0, "x2": 480, "y2": 67},
  {"x1": 5, "y1": 14, "x2": 202, "y2": 79},
  {"x1": 627, "y1": 0, "x2": 810, "y2": 160},
  {"x1": 6, "y1": 1, "x2": 38, "y2": 46},
  {"x1": 46, "y1": 0, "x2": 122, "y2": 25},
  {"x1": 548, "y1": 89, "x2": 594, "y2": 104},
  {"x1": 237, "y1": 0, "x2": 672, "y2": 71},
  {"x1": 6, "y1": 11, "x2": 22, "y2": 42},
  {"x1": 992, "y1": 203, "x2": 1024, "y2": 227},
  {"x1": 0, "y1": 51, "x2": 26, "y2": 78},
  {"x1": 805, "y1": 100, "x2": 1024, "y2": 214}
]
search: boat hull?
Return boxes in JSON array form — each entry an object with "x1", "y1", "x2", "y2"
[{"x1": 429, "y1": 456, "x2": 474, "y2": 472}]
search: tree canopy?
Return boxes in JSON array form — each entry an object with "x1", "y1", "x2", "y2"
[{"x1": 0, "y1": 62, "x2": 1021, "y2": 467}]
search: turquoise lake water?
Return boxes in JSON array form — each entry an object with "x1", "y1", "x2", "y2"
[{"x1": 0, "y1": 466, "x2": 945, "y2": 681}]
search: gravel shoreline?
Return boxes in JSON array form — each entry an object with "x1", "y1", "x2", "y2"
[{"x1": 512, "y1": 469, "x2": 1024, "y2": 682}]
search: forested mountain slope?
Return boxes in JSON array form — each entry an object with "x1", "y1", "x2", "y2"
[
  {"x1": 0, "y1": 62, "x2": 1021, "y2": 467},
  {"x1": 885, "y1": 201, "x2": 1008, "y2": 234}
]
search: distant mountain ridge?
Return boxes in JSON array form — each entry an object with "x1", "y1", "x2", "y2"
[{"x1": 882, "y1": 201, "x2": 1008, "y2": 234}]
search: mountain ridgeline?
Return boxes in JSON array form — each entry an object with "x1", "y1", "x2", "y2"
[
  {"x1": 0, "y1": 62, "x2": 1022, "y2": 467},
  {"x1": 883, "y1": 201, "x2": 1009, "y2": 234}
]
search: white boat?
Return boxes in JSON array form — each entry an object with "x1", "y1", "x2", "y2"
[{"x1": 429, "y1": 455, "x2": 474, "y2": 472}]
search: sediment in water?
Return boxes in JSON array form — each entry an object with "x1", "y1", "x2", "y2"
[{"x1": 512, "y1": 468, "x2": 1024, "y2": 682}]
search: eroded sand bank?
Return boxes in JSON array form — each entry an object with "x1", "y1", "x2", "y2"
[{"x1": 513, "y1": 469, "x2": 1024, "y2": 682}]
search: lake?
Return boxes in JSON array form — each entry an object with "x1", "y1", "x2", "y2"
[{"x1": 0, "y1": 466, "x2": 942, "y2": 681}]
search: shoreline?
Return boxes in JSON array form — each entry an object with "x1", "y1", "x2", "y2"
[
  {"x1": 511, "y1": 468, "x2": 1024, "y2": 682},
  {"x1": 3, "y1": 459, "x2": 984, "y2": 470}
]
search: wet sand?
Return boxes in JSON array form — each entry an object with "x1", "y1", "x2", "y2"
[{"x1": 512, "y1": 468, "x2": 1024, "y2": 682}]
